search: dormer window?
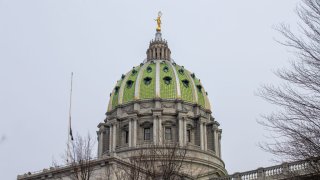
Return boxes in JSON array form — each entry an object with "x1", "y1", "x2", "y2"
[
  {"x1": 196, "y1": 85, "x2": 202, "y2": 92},
  {"x1": 147, "y1": 66, "x2": 152, "y2": 73},
  {"x1": 191, "y1": 73, "x2": 195, "y2": 79},
  {"x1": 131, "y1": 69, "x2": 137, "y2": 76},
  {"x1": 144, "y1": 77, "x2": 152, "y2": 85},
  {"x1": 178, "y1": 68, "x2": 184, "y2": 74},
  {"x1": 182, "y1": 79, "x2": 189, "y2": 88},
  {"x1": 126, "y1": 80, "x2": 134, "y2": 88},
  {"x1": 114, "y1": 86, "x2": 120, "y2": 94},
  {"x1": 163, "y1": 76, "x2": 172, "y2": 85},
  {"x1": 121, "y1": 74, "x2": 126, "y2": 79},
  {"x1": 163, "y1": 66, "x2": 169, "y2": 73}
]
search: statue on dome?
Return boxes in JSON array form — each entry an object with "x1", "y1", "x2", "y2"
[{"x1": 155, "y1": 11, "x2": 162, "y2": 31}]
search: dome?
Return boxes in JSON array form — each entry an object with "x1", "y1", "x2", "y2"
[
  {"x1": 99, "y1": 18, "x2": 226, "y2": 178},
  {"x1": 107, "y1": 31, "x2": 211, "y2": 112}
]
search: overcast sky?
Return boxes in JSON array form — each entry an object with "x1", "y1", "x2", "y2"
[{"x1": 0, "y1": 0, "x2": 301, "y2": 179}]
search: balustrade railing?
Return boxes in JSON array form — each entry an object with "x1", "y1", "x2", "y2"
[{"x1": 212, "y1": 159, "x2": 317, "y2": 180}]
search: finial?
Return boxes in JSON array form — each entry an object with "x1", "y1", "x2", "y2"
[{"x1": 155, "y1": 11, "x2": 162, "y2": 32}]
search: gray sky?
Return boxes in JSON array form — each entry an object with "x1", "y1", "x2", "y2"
[{"x1": 0, "y1": 0, "x2": 300, "y2": 179}]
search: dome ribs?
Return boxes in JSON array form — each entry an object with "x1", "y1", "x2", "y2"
[{"x1": 160, "y1": 61, "x2": 176, "y2": 99}]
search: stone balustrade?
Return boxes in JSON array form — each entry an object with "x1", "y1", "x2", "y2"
[{"x1": 212, "y1": 159, "x2": 316, "y2": 180}]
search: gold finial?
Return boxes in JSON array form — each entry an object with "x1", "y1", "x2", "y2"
[{"x1": 155, "y1": 11, "x2": 162, "y2": 31}]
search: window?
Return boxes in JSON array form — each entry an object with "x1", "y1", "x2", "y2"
[
  {"x1": 144, "y1": 77, "x2": 152, "y2": 85},
  {"x1": 182, "y1": 79, "x2": 189, "y2": 88},
  {"x1": 125, "y1": 130, "x2": 129, "y2": 144},
  {"x1": 144, "y1": 128, "x2": 151, "y2": 140},
  {"x1": 187, "y1": 130, "x2": 191, "y2": 142},
  {"x1": 126, "y1": 80, "x2": 134, "y2": 88},
  {"x1": 131, "y1": 69, "x2": 137, "y2": 76},
  {"x1": 114, "y1": 86, "x2": 120, "y2": 94},
  {"x1": 163, "y1": 66, "x2": 169, "y2": 72},
  {"x1": 163, "y1": 76, "x2": 172, "y2": 85},
  {"x1": 196, "y1": 85, "x2": 202, "y2": 92},
  {"x1": 147, "y1": 66, "x2": 152, "y2": 73},
  {"x1": 165, "y1": 127, "x2": 172, "y2": 140}
]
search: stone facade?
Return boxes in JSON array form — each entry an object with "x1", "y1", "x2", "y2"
[{"x1": 97, "y1": 99, "x2": 226, "y2": 178}]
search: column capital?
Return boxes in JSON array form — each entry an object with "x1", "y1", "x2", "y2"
[
  {"x1": 152, "y1": 113, "x2": 162, "y2": 118},
  {"x1": 152, "y1": 109, "x2": 163, "y2": 117},
  {"x1": 177, "y1": 112, "x2": 187, "y2": 120},
  {"x1": 97, "y1": 122, "x2": 106, "y2": 128},
  {"x1": 212, "y1": 121, "x2": 220, "y2": 130},
  {"x1": 129, "y1": 116, "x2": 138, "y2": 121},
  {"x1": 127, "y1": 112, "x2": 138, "y2": 119}
]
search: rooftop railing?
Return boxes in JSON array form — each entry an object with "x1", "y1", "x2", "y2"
[{"x1": 212, "y1": 159, "x2": 317, "y2": 180}]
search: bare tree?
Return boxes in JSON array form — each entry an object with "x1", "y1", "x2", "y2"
[
  {"x1": 258, "y1": 0, "x2": 320, "y2": 175},
  {"x1": 66, "y1": 134, "x2": 95, "y2": 180},
  {"x1": 115, "y1": 143, "x2": 188, "y2": 180}
]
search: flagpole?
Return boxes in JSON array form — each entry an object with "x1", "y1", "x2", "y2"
[{"x1": 67, "y1": 72, "x2": 74, "y2": 163}]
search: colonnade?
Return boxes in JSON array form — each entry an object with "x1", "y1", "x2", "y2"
[{"x1": 97, "y1": 116, "x2": 222, "y2": 157}]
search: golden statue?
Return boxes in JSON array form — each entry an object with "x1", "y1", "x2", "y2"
[{"x1": 155, "y1": 11, "x2": 162, "y2": 31}]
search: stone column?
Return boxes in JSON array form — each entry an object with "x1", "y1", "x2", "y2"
[
  {"x1": 97, "y1": 130, "x2": 102, "y2": 157},
  {"x1": 129, "y1": 119, "x2": 132, "y2": 147},
  {"x1": 203, "y1": 123, "x2": 207, "y2": 151},
  {"x1": 213, "y1": 122, "x2": 219, "y2": 156},
  {"x1": 200, "y1": 122, "x2": 204, "y2": 150},
  {"x1": 178, "y1": 118, "x2": 183, "y2": 146},
  {"x1": 158, "y1": 116, "x2": 162, "y2": 145},
  {"x1": 109, "y1": 125, "x2": 113, "y2": 152},
  {"x1": 161, "y1": 48, "x2": 164, "y2": 59},
  {"x1": 133, "y1": 118, "x2": 137, "y2": 147},
  {"x1": 153, "y1": 116, "x2": 158, "y2": 145},
  {"x1": 112, "y1": 123, "x2": 117, "y2": 151},
  {"x1": 183, "y1": 118, "x2": 187, "y2": 145},
  {"x1": 218, "y1": 129, "x2": 222, "y2": 158}
]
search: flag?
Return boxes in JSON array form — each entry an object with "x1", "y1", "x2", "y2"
[{"x1": 69, "y1": 127, "x2": 73, "y2": 141}]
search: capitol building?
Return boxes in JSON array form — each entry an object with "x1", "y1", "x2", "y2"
[{"x1": 17, "y1": 14, "x2": 315, "y2": 180}]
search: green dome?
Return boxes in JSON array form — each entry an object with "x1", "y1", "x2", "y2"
[
  {"x1": 107, "y1": 31, "x2": 211, "y2": 112},
  {"x1": 107, "y1": 60, "x2": 211, "y2": 112}
]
